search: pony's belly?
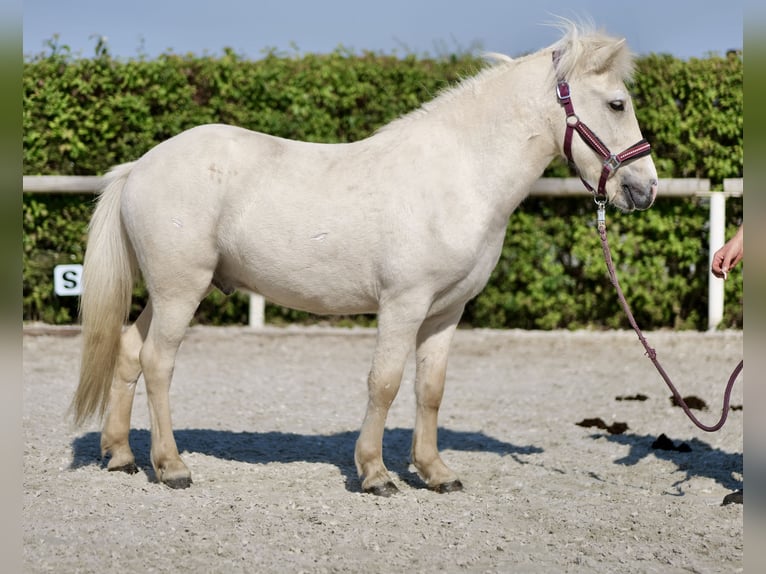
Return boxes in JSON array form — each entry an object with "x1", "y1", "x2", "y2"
[
  {"x1": 217, "y1": 257, "x2": 379, "y2": 316},
  {"x1": 254, "y1": 281, "x2": 378, "y2": 316}
]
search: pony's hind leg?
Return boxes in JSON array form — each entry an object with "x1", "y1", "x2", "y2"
[
  {"x1": 100, "y1": 303, "x2": 152, "y2": 474},
  {"x1": 411, "y1": 308, "x2": 464, "y2": 492},
  {"x1": 140, "y1": 284, "x2": 212, "y2": 489}
]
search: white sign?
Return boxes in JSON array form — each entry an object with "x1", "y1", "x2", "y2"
[{"x1": 53, "y1": 264, "x2": 83, "y2": 296}]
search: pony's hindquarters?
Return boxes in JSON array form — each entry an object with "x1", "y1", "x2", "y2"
[{"x1": 71, "y1": 162, "x2": 137, "y2": 426}]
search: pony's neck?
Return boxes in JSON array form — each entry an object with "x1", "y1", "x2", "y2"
[{"x1": 415, "y1": 50, "x2": 560, "y2": 214}]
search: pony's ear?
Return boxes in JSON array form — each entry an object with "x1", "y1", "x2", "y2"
[{"x1": 590, "y1": 38, "x2": 628, "y2": 75}]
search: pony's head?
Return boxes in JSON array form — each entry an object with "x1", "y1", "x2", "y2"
[{"x1": 550, "y1": 23, "x2": 658, "y2": 211}]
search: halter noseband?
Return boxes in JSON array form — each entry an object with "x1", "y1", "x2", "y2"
[{"x1": 553, "y1": 51, "x2": 652, "y2": 203}]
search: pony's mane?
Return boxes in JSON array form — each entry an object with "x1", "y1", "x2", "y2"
[
  {"x1": 378, "y1": 20, "x2": 633, "y2": 133},
  {"x1": 376, "y1": 55, "x2": 518, "y2": 133},
  {"x1": 412, "y1": 54, "x2": 518, "y2": 115}
]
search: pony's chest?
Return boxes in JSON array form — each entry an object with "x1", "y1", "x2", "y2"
[{"x1": 428, "y1": 226, "x2": 508, "y2": 312}]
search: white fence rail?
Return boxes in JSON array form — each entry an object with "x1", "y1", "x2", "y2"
[{"x1": 23, "y1": 176, "x2": 743, "y2": 330}]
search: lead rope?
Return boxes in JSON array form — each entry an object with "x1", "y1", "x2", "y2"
[{"x1": 596, "y1": 202, "x2": 743, "y2": 432}]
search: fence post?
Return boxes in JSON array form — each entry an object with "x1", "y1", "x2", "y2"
[
  {"x1": 248, "y1": 293, "x2": 265, "y2": 328},
  {"x1": 707, "y1": 191, "x2": 726, "y2": 330}
]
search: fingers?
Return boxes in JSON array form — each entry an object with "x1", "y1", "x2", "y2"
[{"x1": 711, "y1": 254, "x2": 725, "y2": 278}]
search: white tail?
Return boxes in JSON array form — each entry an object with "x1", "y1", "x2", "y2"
[{"x1": 71, "y1": 162, "x2": 137, "y2": 425}]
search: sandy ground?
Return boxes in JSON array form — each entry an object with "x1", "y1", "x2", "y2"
[{"x1": 22, "y1": 326, "x2": 743, "y2": 573}]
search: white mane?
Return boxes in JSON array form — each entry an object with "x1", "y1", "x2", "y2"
[{"x1": 379, "y1": 20, "x2": 634, "y2": 133}]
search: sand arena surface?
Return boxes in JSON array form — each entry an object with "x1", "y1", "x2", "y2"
[{"x1": 23, "y1": 326, "x2": 742, "y2": 573}]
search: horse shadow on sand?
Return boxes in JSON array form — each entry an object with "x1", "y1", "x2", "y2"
[
  {"x1": 70, "y1": 427, "x2": 543, "y2": 491},
  {"x1": 589, "y1": 431, "x2": 742, "y2": 494}
]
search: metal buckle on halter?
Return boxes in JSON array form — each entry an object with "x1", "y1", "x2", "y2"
[
  {"x1": 556, "y1": 82, "x2": 571, "y2": 103},
  {"x1": 604, "y1": 154, "x2": 621, "y2": 173}
]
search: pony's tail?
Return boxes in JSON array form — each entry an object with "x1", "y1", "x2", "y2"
[{"x1": 71, "y1": 162, "x2": 138, "y2": 426}]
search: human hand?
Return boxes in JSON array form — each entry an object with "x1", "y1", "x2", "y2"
[{"x1": 711, "y1": 224, "x2": 743, "y2": 279}]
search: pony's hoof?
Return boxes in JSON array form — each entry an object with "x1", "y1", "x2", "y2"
[
  {"x1": 163, "y1": 476, "x2": 193, "y2": 489},
  {"x1": 432, "y1": 479, "x2": 464, "y2": 493},
  {"x1": 722, "y1": 489, "x2": 743, "y2": 505},
  {"x1": 364, "y1": 480, "x2": 399, "y2": 497},
  {"x1": 108, "y1": 462, "x2": 139, "y2": 475}
]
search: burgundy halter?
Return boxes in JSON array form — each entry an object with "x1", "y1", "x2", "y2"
[{"x1": 553, "y1": 52, "x2": 652, "y2": 202}]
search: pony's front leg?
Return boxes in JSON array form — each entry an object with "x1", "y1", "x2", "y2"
[
  {"x1": 355, "y1": 302, "x2": 425, "y2": 496},
  {"x1": 411, "y1": 309, "x2": 464, "y2": 492},
  {"x1": 101, "y1": 305, "x2": 152, "y2": 474}
]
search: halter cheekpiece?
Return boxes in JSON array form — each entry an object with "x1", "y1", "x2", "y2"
[{"x1": 552, "y1": 51, "x2": 652, "y2": 203}]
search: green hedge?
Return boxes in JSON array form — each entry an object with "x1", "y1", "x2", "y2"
[{"x1": 23, "y1": 43, "x2": 743, "y2": 329}]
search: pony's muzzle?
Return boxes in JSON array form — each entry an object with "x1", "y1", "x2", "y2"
[{"x1": 621, "y1": 176, "x2": 658, "y2": 211}]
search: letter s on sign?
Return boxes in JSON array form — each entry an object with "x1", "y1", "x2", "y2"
[{"x1": 53, "y1": 264, "x2": 83, "y2": 296}]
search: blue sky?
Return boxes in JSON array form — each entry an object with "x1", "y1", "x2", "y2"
[{"x1": 23, "y1": 0, "x2": 743, "y2": 61}]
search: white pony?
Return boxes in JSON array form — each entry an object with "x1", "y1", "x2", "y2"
[{"x1": 72, "y1": 23, "x2": 658, "y2": 495}]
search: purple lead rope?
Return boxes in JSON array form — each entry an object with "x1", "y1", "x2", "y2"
[{"x1": 598, "y1": 219, "x2": 743, "y2": 432}]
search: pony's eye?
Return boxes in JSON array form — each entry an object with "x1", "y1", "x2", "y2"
[{"x1": 609, "y1": 100, "x2": 625, "y2": 112}]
